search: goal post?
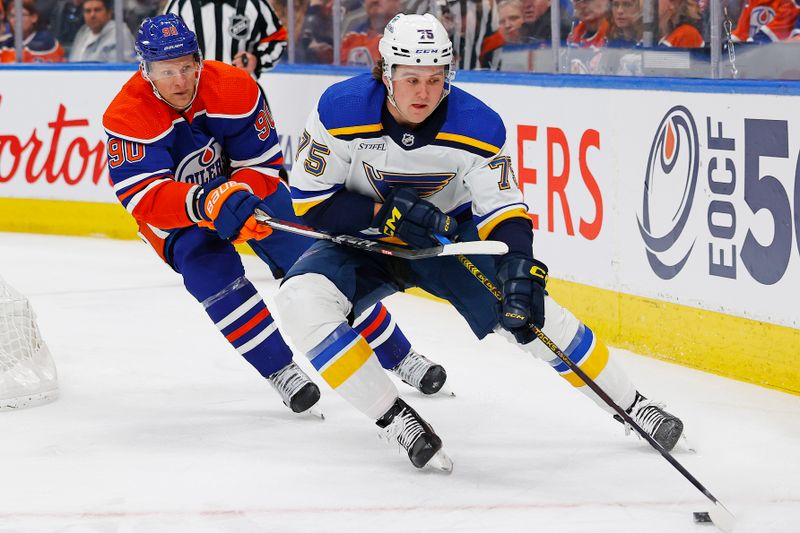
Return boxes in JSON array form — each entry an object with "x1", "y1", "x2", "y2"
[{"x1": 0, "y1": 277, "x2": 58, "y2": 410}]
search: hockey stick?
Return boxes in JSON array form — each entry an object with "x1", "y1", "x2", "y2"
[
  {"x1": 444, "y1": 243, "x2": 735, "y2": 532},
  {"x1": 253, "y1": 209, "x2": 508, "y2": 260}
]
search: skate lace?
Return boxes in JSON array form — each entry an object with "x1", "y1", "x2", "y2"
[
  {"x1": 625, "y1": 400, "x2": 668, "y2": 437},
  {"x1": 268, "y1": 363, "x2": 309, "y2": 403},
  {"x1": 392, "y1": 350, "x2": 432, "y2": 389},
  {"x1": 380, "y1": 408, "x2": 425, "y2": 453}
]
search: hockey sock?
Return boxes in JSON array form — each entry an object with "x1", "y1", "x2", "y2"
[
  {"x1": 546, "y1": 323, "x2": 636, "y2": 415},
  {"x1": 202, "y1": 276, "x2": 293, "y2": 377},
  {"x1": 307, "y1": 322, "x2": 399, "y2": 419},
  {"x1": 352, "y1": 303, "x2": 412, "y2": 370}
]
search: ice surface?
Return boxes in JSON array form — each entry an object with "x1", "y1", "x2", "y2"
[{"x1": 1, "y1": 233, "x2": 798, "y2": 533}]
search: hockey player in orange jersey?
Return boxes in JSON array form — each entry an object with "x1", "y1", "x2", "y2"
[{"x1": 102, "y1": 14, "x2": 448, "y2": 416}]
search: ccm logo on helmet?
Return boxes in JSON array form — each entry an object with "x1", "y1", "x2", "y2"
[{"x1": 416, "y1": 49, "x2": 439, "y2": 54}]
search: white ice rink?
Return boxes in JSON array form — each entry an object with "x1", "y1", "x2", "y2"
[{"x1": 1, "y1": 232, "x2": 798, "y2": 533}]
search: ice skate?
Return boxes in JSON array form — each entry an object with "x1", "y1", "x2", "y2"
[
  {"x1": 377, "y1": 398, "x2": 453, "y2": 472},
  {"x1": 615, "y1": 392, "x2": 684, "y2": 452},
  {"x1": 267, "y1": 361, "x2": 322, "y2": 416},
  {"x1": 392, "y1": 349, "x2": 448, "y2": 395}
]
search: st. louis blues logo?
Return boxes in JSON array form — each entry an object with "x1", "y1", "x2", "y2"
[
  {"x1": 175, "y1": 140, "x2": 225, "y2": 184},
  {"x1": 363, "y1": 162, "x2": 456, "y2": 201}
]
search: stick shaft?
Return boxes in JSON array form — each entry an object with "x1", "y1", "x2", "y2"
[{"x1": 454, "y1": 252, "x2": 729, "y2": 509}]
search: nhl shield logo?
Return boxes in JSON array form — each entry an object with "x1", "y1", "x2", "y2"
[
  {"x1": 228, "y1": 14, "x2": 251, "y2": 40},
  {"x1": 401, "y1": 133, "x2": 415, "y2": 147}
]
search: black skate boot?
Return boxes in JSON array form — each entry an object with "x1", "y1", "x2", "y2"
[
  {"x1": 615, "y1": 391, "x2": 684, "y2": 451},
  {"x1": 376, "y1": 398, "x2": 452, "y2": 471},
  {"x1": 267, "y1": 362, "x2": 321, "y2": 413},
  {"x1": 392, "y1": 350, "x2": 447, "y2": 395}
]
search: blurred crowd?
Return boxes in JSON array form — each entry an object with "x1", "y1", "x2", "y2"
[{"x1": 2, "y1": 0, "x2": 799, "y2": 77}]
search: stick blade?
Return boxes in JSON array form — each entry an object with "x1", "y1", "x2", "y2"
[
  {"x1": 438, "y1": 240, "x2": 508, "y2": 257},
  {"x1": 708, "y1": 501, "x2": 736, "y2": 532}
]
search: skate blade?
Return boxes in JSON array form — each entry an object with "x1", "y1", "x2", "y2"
[
  {"x1": 426, "y1": 449, "x2": 454, "y2": 473},
  {"x1": 304, "y1": 405, "x2": 325, "y2": 420},
  {"x1": 438, "y1": 386, "x2": 456, "y2": 398},
  {"x1": 673, "y1": 432, "x2": 695, "y2": 454}
]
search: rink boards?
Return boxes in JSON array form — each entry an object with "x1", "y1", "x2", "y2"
[{"x1": 0, "y1": 65, "x2": 798, "y2": 394}]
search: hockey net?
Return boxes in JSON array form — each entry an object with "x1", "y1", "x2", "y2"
[{"x1": 0, "y1": 277, "x2": 58, "y2": 410}]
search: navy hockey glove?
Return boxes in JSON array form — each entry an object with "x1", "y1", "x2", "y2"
[
  {"x1": 194, "y1": 176, "x2": 272, "y2": 242},
  {"x1": 496, "y1": 253, "x2": 548, "y2": 344},
  {"x1": 373, "y1": 187, "x2": 456, "y2": 248}
]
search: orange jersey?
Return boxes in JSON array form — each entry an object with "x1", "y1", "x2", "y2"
[
  {"x1": 732, "y1": 0, "x2": 800, "y2": 41},
  {"x1": 659, "y1": 24, "x2": 705, "y2": 48},
  {"x1": 340, "y1": 30, "x2": 382, "y2": 67},
  {"x1": 567, "y1": 19, "x2": 609, "y2": 48},
  {"x1": 0, "y1": 31, "x2": 64, "y2": 63},
  {"x1": 103, "y1": 61, "x2": 282, "y2": 230}
]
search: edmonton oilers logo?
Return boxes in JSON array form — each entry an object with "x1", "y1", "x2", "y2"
[
  {"x1": 636, "y1": 105, "x2": 699, "y2": 279},
  {"x1": 175, "y1": 141, "x2": 223, "y2": 183}
]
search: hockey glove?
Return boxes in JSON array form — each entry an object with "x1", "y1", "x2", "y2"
[
  {"x1": 373, "y1": 187, "x2": 457, "y2": 249},
  {"x1": 496, "y1": 253, "x2": 548, "y2": 344},
  {"x1": 194, "y1": 177, "x2": 273, "y2": 242}
]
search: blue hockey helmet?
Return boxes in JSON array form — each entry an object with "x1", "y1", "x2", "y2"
[{"x1": 136, "y1": 13, "x2": 200, "y2": 63}]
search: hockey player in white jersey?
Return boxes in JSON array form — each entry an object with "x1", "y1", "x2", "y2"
[{"x1": 274, "y1": 13, "x2": 684, "y2": 470}]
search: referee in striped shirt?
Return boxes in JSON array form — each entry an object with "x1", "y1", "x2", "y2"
[{"x1": 163, "y1": 0, "x2": 287, "y2": 77}]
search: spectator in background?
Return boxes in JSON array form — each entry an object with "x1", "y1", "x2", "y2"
[
  {"x1": 0, "y1": 2, "x2": 11, "y2": 42},
  {"x1": 340, "y1": 0, "x2": 401, "y2": 67},
  {"x1": 297, "y1": 0, "x2": 335, "y2": 63},
  {"x1": 480, "y1": 0, "x2": 526, "y2": 67},
  {"x1": 566, "y1": 0, "x2": 609, "y2": 47},
  {"x1": 521, "y1": 0, "x2": 573, "y2": 43},
  {"x1": 70, "y1": 0, "x2": 135, "y2": 61},
  {"x1": 606, "y1": 0, "x2": 641, "y2": 46},
  {"x1": 52, "y1": 0, "x2": 86, "y2": 54},
  {"x1": 731, "y1": 0, "x2": 799, "y2": 43},
  {"x1": 439, "y1": 0, "x2": 498, "y2": 70},
  {"x1": 0, "y1": 0, "x2": 65, "y2": 62},
  {"x1": 657, "y1": 0, "x2": 703, "y2": 47}
]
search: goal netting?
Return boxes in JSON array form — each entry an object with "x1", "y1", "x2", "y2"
[{"x1": 0, "y1": 277, "x2": 58, "y2": 410}]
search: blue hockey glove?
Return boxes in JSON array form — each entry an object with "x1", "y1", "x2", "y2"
[
  {"x1": 496, "y1": 253, "x2": 548, "y2": 344},
  {"x1": 373, "y1": 187, "x2": 457, "y2": 249},
  {"x1": 194, "y1": 176, "x2": 272, "y2": 242}
]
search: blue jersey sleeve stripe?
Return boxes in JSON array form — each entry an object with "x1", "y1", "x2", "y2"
[
  {"x1": 474, "y1": 202, "x2": 529, "y2": 224},
  {"x1": 113, "y1": 168, "x2": 173, "y2": 193},
  {"x1": 230, "y1": 143, "x2": 282, "y2": 168},
  {"x1": 123, "y1": 178, "x2": 172, "y2": 213}
]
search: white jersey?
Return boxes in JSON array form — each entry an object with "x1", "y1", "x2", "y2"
[{"x1": 289, "y1": 74, "x2": 529, "y2": 241}]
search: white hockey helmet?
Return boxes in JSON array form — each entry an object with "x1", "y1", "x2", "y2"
[{"x1": 379, "y1": 14, "x2": 456, "y2": 99}]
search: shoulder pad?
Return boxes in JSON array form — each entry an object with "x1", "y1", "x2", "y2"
[
  {"x1": 435, "y1": 87, "x2": 506, "y2": 158},
  {"x1": 102, "y1": 70, "x2": 177, "y2": 143},
  {"x1": 197, "y1": 61, "x2": 261, "y2": 117},
  {"x1": 318, "y1": 74, "x2": 384, "y2": 137}
]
